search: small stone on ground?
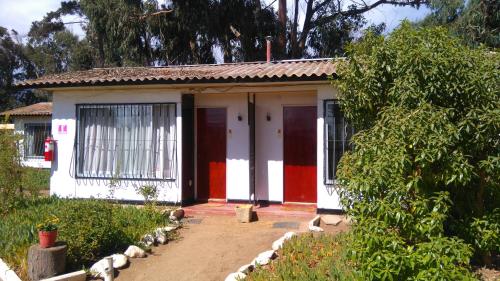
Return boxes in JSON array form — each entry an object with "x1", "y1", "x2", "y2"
[{"x1": 321, "y1": 215, "x2": 343, "y2": 226}]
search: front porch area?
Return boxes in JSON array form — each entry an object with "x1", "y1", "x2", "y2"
[{"x1": 183, "y1": 202, "x2": 317, "y2": 219}]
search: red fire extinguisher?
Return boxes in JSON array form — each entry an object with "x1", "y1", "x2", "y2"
[{"x1": 44, "y1": 136, "x2": 54, "y2": 162}]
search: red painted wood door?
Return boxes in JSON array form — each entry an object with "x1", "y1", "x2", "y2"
[
  {"x1": 197, "y1": 108, "x2": 227, "y2": 200},
  {"x1": 283, "y1": 106, "x2": 317, "y2": 203}
]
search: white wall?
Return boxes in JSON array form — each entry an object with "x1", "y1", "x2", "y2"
[
  {"x1": 254, "y1": 92, "x2": 316, "y2": 203},
  {"x1": 195, "y1": 93, "x2": 250, "y2": 201},
  {"x1": 316, "y1": 85, "x2": 341, "y2": 210},
  {"x1": 50, "y1": 89, "x2": 183, "y2": 203},
  {"x1": 13, "y1": 116, "x2": 52, "y2": 169},
  {"x1": 48, "y1": 83, "x2": 342, "y2": 209}
]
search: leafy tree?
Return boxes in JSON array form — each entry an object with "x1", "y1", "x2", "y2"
[
  {"x1": 0, "y1": 27, "x2": 37, "y2": 111},
  {"x1": 335, "y1": 22, "x2": 499, "y2": 279},
  {"x1": 419, "y1": 0, "x2": 499, "y2": 48},
  {"x1": 283, "y1": 0, "x2": 426, "y2": 59}
]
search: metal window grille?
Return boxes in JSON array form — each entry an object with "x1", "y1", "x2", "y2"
[
  {"x1": 76, "y1": 103, "x2": 177, "y2": 180},
  {"x1": 324, "y1": 100, "x2": 354, "y2": 185},
  {"x1": 24, "y1": 123, "x2": 51, "y2": 159}
]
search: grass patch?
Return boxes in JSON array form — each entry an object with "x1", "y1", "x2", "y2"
[
  {"x1": 0, "y1": 197, "x2": 170, "y2": 279},
  {"x1": 247, "y1": 233, "x2": 354, "y2": 281},
  {"x1": 21, "y1": 167, "x2": 50, "y2": 194}
]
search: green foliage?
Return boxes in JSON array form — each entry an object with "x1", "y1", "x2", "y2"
[
  {"x1": 0, "y1": 197, "x2": 168, "y2": 278},
  {"x1": 420, "y1": 0, "x2": 499, "y2": 48},
  {"x1": 0, "y1": 129, "x2": 24, "y2": 214},
  {"x1": 247, "y1": 233, "x2": 354, "y2": 281},
  {"x1": 335, "y1": 22, "x2": 499, "y2": 279},
  {"x1": 21, "y1": 167, "x2": 50, "y2": 196}
]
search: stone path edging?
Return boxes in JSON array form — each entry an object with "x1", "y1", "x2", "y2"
[
  {"x1": 0, "y1": 257, "x2": 22, "y2": 281},
  {"x1": 224, "y1": 231, "x2": 297, "y2": 281}
]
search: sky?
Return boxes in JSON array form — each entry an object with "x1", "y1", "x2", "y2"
[{"x1": 0, "y1": 0, "x2": 84, "y2": 38}]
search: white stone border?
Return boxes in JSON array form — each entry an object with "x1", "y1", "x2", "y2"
[
  {"x1": 0, "y1": 257, "x2": 22, "y2": 281},
  {"x1": 308, "y1": 215, "x2": 324, "y2": 232},
  {"x1": 224, "y1": 231, "x2": 297, "y2": 281}
]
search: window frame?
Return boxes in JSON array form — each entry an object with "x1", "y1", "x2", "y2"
[
  {"x1": 323, "y1": 99, "x2": 353, "y2": 186},
  {"x1": 75, "y1": 102, "x2": 178, "y2": 181},
  {"x1": 23, "y1": 123, "x2": 51, "y2": 159}
]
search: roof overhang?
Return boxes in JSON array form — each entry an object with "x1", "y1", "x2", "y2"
[{"x1": 41, "y1": 79, "x2": 334, "y2": 94}]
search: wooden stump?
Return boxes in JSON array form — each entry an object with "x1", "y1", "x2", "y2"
[{"x1": 28, "y1": 242, "x2": 67, "y2": 281}]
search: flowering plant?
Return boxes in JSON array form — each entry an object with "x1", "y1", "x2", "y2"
[{"x1": 37, "y1": 216, "x2": 59, "y2": 232}]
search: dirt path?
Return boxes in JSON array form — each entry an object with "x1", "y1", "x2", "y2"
[{"x1": 115, "y1": 215, "x2": 310, "y2": 281}]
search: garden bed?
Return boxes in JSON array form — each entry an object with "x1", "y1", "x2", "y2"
[
  {"x1": 0, "y1": 197, "x2": 171, "y2": 280},
  {"x1": 246, "y1": 233, "x2": 354, "y2": 281}
]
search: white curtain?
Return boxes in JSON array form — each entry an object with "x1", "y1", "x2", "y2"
[
  {"x1": 77, "y1": 104, "x2": 176, "y2": 179},
  {"x1": 24, "y1": 123, "x2": 51, "y2": 158}
]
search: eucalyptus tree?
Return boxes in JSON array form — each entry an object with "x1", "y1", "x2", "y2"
[
  {"x1": 281, "y1": 0, "x2": 429, "y2": 58},
  {"x1": 419, "y1": 0, "x2": 499, "y2": 48},
  {"x1": 0, "y1": 27, "x2": 35, "y2": 111}
]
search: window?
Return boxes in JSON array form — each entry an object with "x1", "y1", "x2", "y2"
[
  {"x1": 24, "y1": 123, "x2": 51, "y2": 158},
  {"x1": 76, "y1": 104, "x2": 177, "y2": 180},
  {"x1": 324, "y1": 100, "x2": 354, "y2": 185}
]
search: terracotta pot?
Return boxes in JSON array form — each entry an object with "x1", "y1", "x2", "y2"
[{"x1": 38, "y1": 230, "x2": 58, "y2": 248}]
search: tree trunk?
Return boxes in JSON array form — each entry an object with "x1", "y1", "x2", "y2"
[
  {"x1": 278, "y1": 0, "x2": 287, "y2": 56},
  {"x1": 97, "y1": 33, "x2": 105, "y2": 67},
  {"x1": 223, "y1": 36, "x2": 232, "y2": 63},
  {"x1": 290, "y1": 0, "x2": 299, "y2": 58},
  {"x1": 28, "y1": 242, "x2": 67, "y2": 281}
]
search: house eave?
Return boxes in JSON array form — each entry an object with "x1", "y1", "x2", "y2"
[{"x1": 40, "y1": 79, "x2": 335, "y2": 93}]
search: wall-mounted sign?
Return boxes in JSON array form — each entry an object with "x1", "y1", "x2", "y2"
[{"x1": 58, "y1": 124, "x2": 67, "y2": 135}]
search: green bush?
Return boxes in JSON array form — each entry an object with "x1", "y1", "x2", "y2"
[
  {"x1": 247, "y1": 234, "x2": 354, "y2": 281},
  {"x1": 335, "y1": 22, "x2": 499, "y2": 279},
  {"x1": 0, "y1": 129, "x2": 24, "y2": 214},
  {"x1": 0, "y1": 197, "x2": 168, "y2": 278}
]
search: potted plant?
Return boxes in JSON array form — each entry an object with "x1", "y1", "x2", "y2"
[{"x1": 37, "y1": 216, "x2": 59, "y2": 248}]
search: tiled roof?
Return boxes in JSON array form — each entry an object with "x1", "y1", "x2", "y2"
[
  {"x1": 0, "y1": 102, "x2": 52, "y2": 116},
  {"x1": 16, "y1": 59, "x2": 336, "y2": 88}
]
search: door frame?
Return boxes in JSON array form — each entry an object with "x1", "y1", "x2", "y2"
[
  {"x1": 282, "y1": 105, "x2": 318, "y2": 204},
  {"x1": 194, "y1": 106, "x2": 228, "y2": 202}
]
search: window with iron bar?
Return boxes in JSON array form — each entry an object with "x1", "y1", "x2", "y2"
[
  {"x1": 324, "y1": 100, "x2": 354, "y2": 185},
  {"x1": 24, "y1": 123, "x2": 51, "y2": 159},
  {"x1": 76, "y1": 103, "x2": 177, "y2": 180}
]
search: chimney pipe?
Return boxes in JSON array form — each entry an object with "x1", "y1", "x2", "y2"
[{"x1": 266, "y1": 36, "x2": 272, "y2": 63}]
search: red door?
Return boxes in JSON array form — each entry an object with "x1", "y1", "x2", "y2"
[
  {"x1": 283, "y1": 106, "x2": 317, "y2": 203},
  {"x1": 197, "y1": 108, "x2": 227, "y2": 200}
]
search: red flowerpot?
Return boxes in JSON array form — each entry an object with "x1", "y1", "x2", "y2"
[{"x1": 38, "y1": 230, "x2": 58, "y2": 248}]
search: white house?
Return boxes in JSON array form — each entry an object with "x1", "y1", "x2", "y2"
[
  {"x1": 1, "y1": 102, "x2": 52, "y2": 169},
  {"x1": 16, "y1": 59, "x2": 352, "y2": 211}
]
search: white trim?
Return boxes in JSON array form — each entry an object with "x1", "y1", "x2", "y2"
[{"x1": 0, "y1": 257, "x2": 22, "y2": 281}]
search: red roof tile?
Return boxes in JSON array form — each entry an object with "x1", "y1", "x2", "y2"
[
  {"x1": 0, "y1": 102, "x2": 52, "y2": 116},
  {"x1": 16, "y1": 59, "x2": 336, "y2": 88}
]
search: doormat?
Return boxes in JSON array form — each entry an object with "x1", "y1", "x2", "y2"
[
  {"x1": 272, "y1": 221, "x2": 300, "y2": 229},
  {"x1": 185, "y1": 218, "x2": 203, "y2": 224}
]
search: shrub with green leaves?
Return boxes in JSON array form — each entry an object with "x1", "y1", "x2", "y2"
[
  {"x1": 335, "y1": 22, "x2": 499, "y2": 279},
  {"x1": 0, "y1": 128, "x2": 24, "y2": 214},
  {"x1": 0, "y1": 197, "x2": 168, "y2": 279}
]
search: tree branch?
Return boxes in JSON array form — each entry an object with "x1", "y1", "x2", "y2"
[
  {"x1": 138, "y1": 9, "x2": 174, "y2": 20},
  {"x1": 313, "y1": 0, "x2": 428, "y2": 27}
]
